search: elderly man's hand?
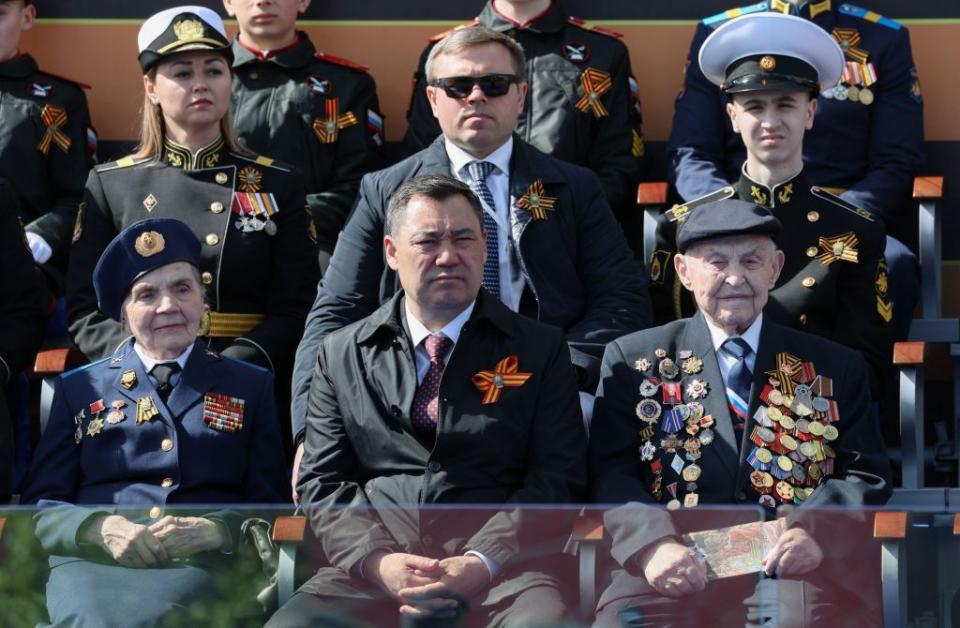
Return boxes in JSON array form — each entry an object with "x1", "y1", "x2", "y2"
[
  {"x1": 763, "y1": 527, "x2": 823, "y2": 578},
  {"x1": 365, "y1": 551, "x2": 448, "y2": 601},
  {"x1": 89, "y1": 514, "x2": 169, "y2": 568},
  {"x1": 148, "y1": 516, "x2": 228, "y2": 558},
  {"x1": 397, "y1": 555, "x2": 491, "y2": 617},
  {"x1": 639, "y1": 538, "x2": 708, "y2": 598}
]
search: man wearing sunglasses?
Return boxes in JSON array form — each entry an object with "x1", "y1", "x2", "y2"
[
  {"x1": 289, "y1": 26, "x2": 651, "y2": 502},
  {"x1": 403, "y1": 0, "x2": 646, "y2": 251}
]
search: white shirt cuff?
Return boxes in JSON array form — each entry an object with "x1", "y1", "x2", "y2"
[{"x1": 465, "y1": 550, "x2": 499, "y2": 580}]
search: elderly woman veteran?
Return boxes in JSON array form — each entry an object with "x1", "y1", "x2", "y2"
[
  {"x1": 22, "y1": 218, "x2": 287, "y2": 626},
  {"x1": 66, "y1": 6, "x2": 318, "y2": 389}
]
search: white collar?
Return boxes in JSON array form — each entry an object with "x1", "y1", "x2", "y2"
[
  {"x1": 133, "y1": 342, "x2": 194, "y2": 374},
  {"x1": 705, "y1": 312, "x2": 763, "y2": 356},
  {"x1": 404, "y1": 299, "x2": 476, "y2": 349},
  {"x1": 445, "y1": 136, "x2": 513, "y2": 179}
]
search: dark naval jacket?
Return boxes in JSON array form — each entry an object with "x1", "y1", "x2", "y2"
[{"x1": 66, "y1": 138, "x2": 319, "y2": 373}]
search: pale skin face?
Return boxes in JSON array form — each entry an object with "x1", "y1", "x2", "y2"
[
  {"x1": 143, "y1": 51, "x2": 232, "y2": 151},
  {"x1": 674, "y1": 234, "x2": 785, "y2": 335},
  {"x1": 0, "y1": 1, "x2": 34, "y2": 62},
  {"x1": 121, "y1": 261, "x2": 205, "y2": 361},
  {"x1": 426, "y1": 43, "x2": 528, "y2": 160},
  {"x1": 726, "y1": 90, "x2": 817, "y2": 186},
  {"x1": 491, "y1": 0, "x2": 552, "y2": 23},
  {"x1": 384, "y1": 194, "x2": 487, "y2": 332},
  {"x1": 223, "y1": 0, "x2": 309, "y2": 51}
]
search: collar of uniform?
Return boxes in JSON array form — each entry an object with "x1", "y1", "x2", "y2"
[
  {"x1": 769, "y1": 0, "x2": 833, "y2": 18},
  {"x1": 231, "y1": 32, "x2": 316, "y2": 68},
  {"x1": 404, "y1": 298, "x2": 476, "y2": 349},
  {"x1": 737, "y1": 165, "x2": 809, "y2": 209},
  {"x1": 358, "y1": 289, "x2": 517, "y2": 345},
  {"x1": 704, "y1": 311, "x2": 763, "y2": 357},
  {"x1": 446, "y1": 136, "x2": 513, "y2": 180},
  {"x1": 163, "y1": 135, "x2": 225, "y2": 171},
  {"x1": 133, "y1": 340, "x2": 194, "y2": 375},
  {"x1": 0, "y1": 52, "x2": 37, "y2": 79},
  {"x1": 480, "y1": 0, "x2": 566, "y2": 33}
]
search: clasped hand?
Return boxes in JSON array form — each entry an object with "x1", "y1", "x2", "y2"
[
  {"x1": 91, "y1": 514, "x2": 227, "y2": 568},
  {"x1": 366, "y1": 551, "x2": 491, "y2": 617}
]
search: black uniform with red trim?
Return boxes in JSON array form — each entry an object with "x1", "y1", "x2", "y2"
[
  {"x1": 403, "y1": 1, "x2": 645, "y2": 216},
  {"x1": 229, "y1": 34, "x2": 385, "y2": 257},
  {"x1": 0, "y1": 52, "x2": 96, "y2": 288}
]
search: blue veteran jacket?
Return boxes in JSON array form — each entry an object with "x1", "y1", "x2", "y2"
[
  {"x1": 667, "y1": 1, "x2": 924, "y2": 227},
  {"x1": 21, "y1": 339, "x2": 287, "y2": 557}
]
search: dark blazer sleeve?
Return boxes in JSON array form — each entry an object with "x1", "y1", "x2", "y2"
[
  {"x1": 589, "y1": 337, "x2": 678, "y2": 568},
  {"x1": 297, "y1": 338, "x2": 400, "y2": 573},
  {"x1": 401, "y1": 43, "x2": 441, "y2": 155},
  {"x1": 463, "y1": 334, "x2": 587, "y2": 569},
  {"x1": 563, "y1": 170, "x2": 652, "y2": 392},
  {"x1": 291, "y1": 171, "x2": 392, "y2": 443}
]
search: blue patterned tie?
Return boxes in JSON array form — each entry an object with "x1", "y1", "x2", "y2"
[
  {"x1": 721, "y1": 337, "x2": 753, "y2": 438},
  {"x1": 466, "y1": 161, "x2": 500, "y2": 298}
]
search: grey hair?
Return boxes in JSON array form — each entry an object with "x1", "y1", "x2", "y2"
[
  {"x1": 385, "y1": 175, "x2": 484, "y2": 236},
  {"x1": 425, "y1": 26, "x2": 526, "y2": 82}
]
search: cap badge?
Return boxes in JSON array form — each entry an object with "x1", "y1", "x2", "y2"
[
  {"x1": 173, "y1": 19, "x2": 205, "y2": 43},
  {"x1": 135, "y1": 231, "x2": 166, "y2": 257},
  {"x1": 759, "y1": 56, "x2": 777, "y2": 72}
]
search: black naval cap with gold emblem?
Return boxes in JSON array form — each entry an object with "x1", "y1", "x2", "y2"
[
  {"x1": 699, "y1": 13, "x2": 843, "y2": 95},
  {"x1": 677, "y1": 199, "x2": 782, "y2": 253},
  {"x1": 94, "y1": 218, "x2": 202, "y2": 320},
  {"x1": 137, "y1": 5, "x2": 232, "y2": 73}
]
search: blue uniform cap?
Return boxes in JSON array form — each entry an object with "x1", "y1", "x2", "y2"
[
  {"x1": 94, "y1": 218, "x2": 202, "y2": 321},
  {"x1": 677, "y1": 199, "x2": 782, "y2": 252}
]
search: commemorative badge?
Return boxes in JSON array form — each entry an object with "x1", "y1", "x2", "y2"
[
  {"x1": 575, "y1": 68, "x2": 612, "y2": 119},
  {"x1": 37, "y1": 105, "x2": 71, "y2": 155},
  {"x1": 516, "y1": 180, "x2": 556, "y2": 221},
  {"x1": 562, "y1": 41, "x2": 589, "y2": 63},
  {"x1": 136, "y1": 396, "x2": 160, "y2": 424},
  {"x1": 472, "y1": 355, "x2": 532, "y2": 404},
  {"x1": 313, "y1": 98, "x2": 358, "y2": 144}
]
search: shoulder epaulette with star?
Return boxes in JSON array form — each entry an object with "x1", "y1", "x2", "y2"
[
  {"x1": 837, "y1": 3, "x2": 901, "y2": 30},
  {"x1": 36, "y1": 69, "x2": 92, "y2": 90},
  {"x1": 428, "y1": 19, "x2": 481, "y2": 43},
  {"x1": 703, "y1": 1, "x2": 769, "y2": 27},
  {"x1": 811, "y1": 186, "x2": 876, "y2": 222},
  {"x1": 665, "y1": 186, "x2": 736, "y2": 224},
  {"x1": 230, "y1": 152, "x2": 293, "y2": 173},
  {"x1": 95, "y1": 156, "x2": 152, "y2": 172},
  {"x1": 314, "y1": 51, "x2": 369, "y2": 73},
  {"x1": 567, "y1": 16, "x2": 623, "y2": 39}
]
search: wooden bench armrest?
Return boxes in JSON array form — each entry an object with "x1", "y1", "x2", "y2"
[
  {"x1": 912, "y1": 176, "x2": 943, "y2": 200},
  {"x1": 637, "y1": 182, "x2": 668, "y2": 206},
  {"x1": 893, "y1": 341, "x2": 925, "y2": 366},
  {"x1": 0, "y1": 516, "x2": 6, "y2": 543},
  {"x1": 873, "y1": 512, "x2": 908, "y2": 539},
  {"x1": 954, "y1": 514, "x2": 960, "y2": 536},
  {"x1": 31, "y1": 347, "x2": 87, "y2": 377},
  {"x1": 273, "y1": 515, "x2": 306, "y2": 543},
  {"x1": 572, "y1": 515, "x2": 604, "y2": 542}
]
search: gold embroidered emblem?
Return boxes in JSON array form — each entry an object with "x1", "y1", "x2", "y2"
[
  {"x1": 776, "y1": 183, "x2": 793, "y2": 205},
  {"x1": 173, "y1": 19, "x2": 204, "y2": 42},
  {"x1": 759, "y1": 55, "x2": 777, "y2": 71},
  {"x1": 134, "y1": 231, "x2": 165, "y2": 257},
  {"x1": 750, "y1": 185, "x2": 769, "y2": 206}
]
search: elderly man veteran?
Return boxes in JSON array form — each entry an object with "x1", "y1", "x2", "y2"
[
  {"x1": 289, "y1": 25, "x2": 650, "y2": 498},
  {"x1": 267, "y1": 175, "x2": 587, "y2": 627},
  {"x1": 589, "y1": 200, "x2": 891, "y2": 627}
]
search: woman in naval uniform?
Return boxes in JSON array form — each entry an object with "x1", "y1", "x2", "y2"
[{"x1": 66, "y1": 6, "x2": 318, "y2": 432}]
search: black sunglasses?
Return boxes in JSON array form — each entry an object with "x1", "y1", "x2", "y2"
[{"x1": 432, "y1": 74, "x2": 521, "y2": 98}]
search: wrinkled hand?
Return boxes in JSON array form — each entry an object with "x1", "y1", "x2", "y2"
[
  {"x1": 148, "y1": 516, "x2": 227, "y2": 558},
  {"x1": 640, "y1": 539, "x2": 708, "y2": 598},
  {"x1": 92, "y1": 514, "x2": 168, "y2": 568},
  {"x1": 366, "y1": 551, "x2": 446, "y2": 601},
  {"x1": 398, "y1": 555, "x2": 491, "y2": 617},
  {"x1": 292, "y1": 442, "x2": 304, "y2": 505},
  {"x1": 763, "y1": 527, "x2": 823, "y2": 578}
]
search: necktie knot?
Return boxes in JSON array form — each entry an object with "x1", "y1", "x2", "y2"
[
  {"x1": 721, "y1": 337, "x2": 752, "y2": 360},
  {"x1": 424, "y1": 334, "x2": 453, "y2": 365},
  {"x1": 150, "y1": 362, "x2": 181, "y2": 402},
  {"x1": 466, "y1": 160, "x2": 495, "y2": 183}
]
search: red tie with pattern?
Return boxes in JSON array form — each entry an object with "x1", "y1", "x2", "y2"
[{"x1": 412, "y1": 334, "x2": 454, "y2": 433}]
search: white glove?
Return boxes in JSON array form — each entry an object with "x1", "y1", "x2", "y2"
[{"x1": 26, "y1": 232, "x2": 52, "y2": 264}]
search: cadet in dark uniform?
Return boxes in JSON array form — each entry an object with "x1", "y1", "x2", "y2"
[
  {"x1": 403, "y1": 0, "x2": 645, "y2": 231},
  {"x1": 23, "y1": 218, "x2": 286, "y2": 626},
  {"x1": 667, "y1": 0, "x2": 924, "y2": 340},
  {"x1": 590, "y1": 200, "x2": 891, "y2": 626},
  {"x1": 224, "y1": 0, "x2": 385, "y2": 267},
  {"x1": 0, "y1": 177, "x2": 50, "y2": 503},
  {"x1": 67, "y1": 7, "x2": 318, "y2": 395},
  {"x1": 0, "y1": 0, "x2": 96, "y2": 289},
  {"x1": 650, "y1": 13, "x2": 891, "y2": 397}
]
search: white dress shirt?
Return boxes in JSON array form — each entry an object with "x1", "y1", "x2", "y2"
[{"x1": 704, "y1": 313, "x2": 763, "y2": 390}]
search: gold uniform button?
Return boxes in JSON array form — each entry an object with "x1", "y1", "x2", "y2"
[
  {"x1": 802, "y1": 277, "x2": 816, "y2": 288},
  {"x1": 807, "y1": 211, "x2": 820, "y2": 223},
  {"x1": 214, "y1": 173, "x2": 228, "y2": 185},
  {"x1": 161, "y1": 438, "x2": 174, "y2": 452},
  {"x1": 148, "y1": 506, "x2": 162, "y2": 519},
  {"x1": 201, "y1": 271, "x2": 213, "y2": 285},
  {"x1": 806, "y1": 246, "x2": 818, "y2": 257},
  {"x1": 210, "y1": 201, "x2": 224, "y2": 214},
  {"x1": 161, "y1": 477, "x2": 173, "y2": 488},
  {"x1": 799, "y1": 314, "x2": 808, "y2": 325},
  {"x1": 205, "y1": 233, "x2": 220, "y2": 246}
]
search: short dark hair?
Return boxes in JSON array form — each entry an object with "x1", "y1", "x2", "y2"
[
  {"x1": 385, "y1": 175, "x2": 484, "y2": 236},
  {"x1": 425, "y1": 26, "x2": 526, "y2": 82}
]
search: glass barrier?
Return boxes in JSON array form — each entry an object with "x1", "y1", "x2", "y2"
[{"x1": 0, "y1": 503, "x2": 955, "y2": 626}]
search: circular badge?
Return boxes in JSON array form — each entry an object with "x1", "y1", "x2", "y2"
[
  {"x1": 808, "y1": 421, "x2": 826, "y2": 437},
  {"x1": 767, "y1": 406, "x2": 783, "y2": 422},
  {"x1": 776, "y1": 481, "x2": 795, "y2": 501},
  {"x1": 759, "y1": 494, "x2": 777, "y2": 508},
  {"x1": 685, "y1": 379, "x2": 709, "y2": 399},
  {"x1": 636, "y1": 399, "x2": 662, "y2": 423},
  {"x1": 780, "y1": 434, "x2": 799, "y2": 452},
  {"x1": 812, "y1": 396, "x2": 830, "y2": 413},
  {"x1": 682, "y1": 464, "x2": 702, "y2": 482},
  {"x1": 686, "y1": 402, "x2": 705, "y2": 422},
  {"x1": 639, "y1": 379, "x2": 659, "y2": 398},
  {"x1": 799, "y1": 441, "x2": 817, "y2": 459},
  {"x1": 779, "y1": 415, "x2": 797, "y2": 430},
  {"x1": 659, "y1": 358, "x2": 679, "y2": 380},
  {"x1": 634, "y1": 357, "x2": 652, "y2": 373},
  {"x1": 795, "y1": 418, "x2": 811, "y2": 434},
  {"x1": 792, "y1": 463, "x2": 807, "y2": 483},
  {"x1": 823, "y1": 425, "x2": 839, "y2": 441},
  {"x1": 755, "y1": 426, "x2": 776, "y2": 443},
  {"x1": 777, "y1": 456, "x2": 794, "y2": 472},
  {"x1": 639, "y1": 440, "x2": 656, "y2": 461},
  {"x1": 768, "y1": 389, "x2": 784, "y2": 406},
  {"x1": 698, "y1": 428, "x2": 715, "y2": 446},
  {"x1": 755, "y1": 447, "x2": 773, "y2": 464}
]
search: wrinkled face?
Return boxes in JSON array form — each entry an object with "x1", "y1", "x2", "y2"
[
  {"x1": 223, "y1": 0, "x2": 308, "y2": 42},
  {"x1": 0, "y1": 1, "x2": 33, "y2": 62},
  {"x1": 426, "y1": 43, "x2": 527, "y2": 158},
  {"x1": 675, "y1": 235, "x2": 784, "y2": 333},
  {"x1": 122, "y1": 262, "x2": 205, "y2": 360},
  {"x1": 385, "y1": 194, "x2": 486, "y2": 323},
  {"x1": 144, "y1": 51, "x2": 232, "y2": 138},
  {"x1": 726, "y1": 90, "x2": 816, "y2": 167}
]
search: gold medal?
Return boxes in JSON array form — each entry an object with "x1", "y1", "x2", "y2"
[
  {"x1": 755, "y1": 447, "x2": 773, "y2": 464},
  {"x1": 120, "y1": 370, "x2": 137, "y2": 390},
  {"x1": 777, "y1": 456, "x2": 794, "y2": 472},
  {"x1": 86, "y1": 417, "x2": 104, "y2": 437},
  {"x1": 779, "y1": 415, "x2": 796, "y2": 430},
  {"x1": 776, "y1": 481, "x2": 795, "y2": 501},
  {"x1": 780, "y1": 434, "x2": 798, "y2": 451},
  {"x1": 683, "y1": 493, "x2": 700, "y2": 508},
  {"x1": 682, "y1": 464, "x2": 702, "y2": 482},
  {"x1": 823, "y1": 425, "x2": 839, "y2": 441},
  {"x1": 681, "y1": 356, "x2": 703, "y2": 375},
  {"x1": 846, "y1": 85, "x2": 860, "y2": 102},
  {"x1": 808, "y1": 421, "x2": 826, "y2": 437},
  {"x1": 768, "y1": 389, "x2": 784, "y2": 406},
  {"x1": 859, "y1": 87, "x2": 874, "y2": 105},
  {"x1": 766, "y1": 406, "x2": 783, "y2": 422}
]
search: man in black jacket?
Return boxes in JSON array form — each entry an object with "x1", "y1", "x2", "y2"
[{"x1": 289, "y1": 26, "x2": 651, "y2": 498}]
